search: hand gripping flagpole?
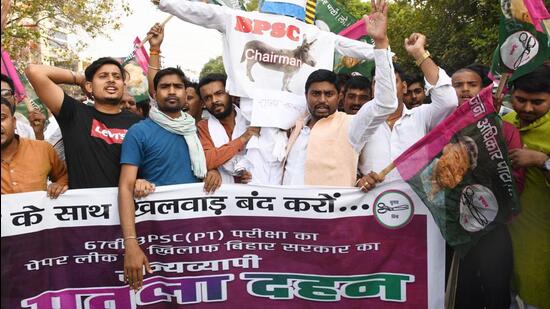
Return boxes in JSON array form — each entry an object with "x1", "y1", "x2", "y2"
[
  {"x1": 122, "y1": 15, "x2": 173, "y2": 64},
  {"x1": 138, "y1": 15, "x2": 173, "y2": 49},
  {"x1": 377, "y1": 161, "x2": 460, "y2": 309}
]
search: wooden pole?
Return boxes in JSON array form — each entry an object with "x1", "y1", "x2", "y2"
[
  {"x1": 136, "y1": 15, "x2": 173, "y2": 49},
  {"x1": 495, "y1": 72, "x2": 510, "y2": 100},
  {"x1": 445, "y1": 251, "x2": 460, "y2": 309},
  {"x1": 378, "y1": 162, "x2": 395, "y2": 179}
]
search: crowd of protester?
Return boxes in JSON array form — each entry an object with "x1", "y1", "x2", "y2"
[{"x1": 1, "y1": 0, "x2": 549, "y2": 307}]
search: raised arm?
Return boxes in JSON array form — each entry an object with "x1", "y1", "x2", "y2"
[
  {"x1": 348, "y1": 0, "x2": 397, "y2": 150},
  {"x1": 25, "y1": 64, "x2": 86, "y2": 116},
  {"x1": 334, "y1": 35, "x2": 375, "y2": 61},
  {"x1": 146, "y1": 23, "x2": 164, "y2": 99},
  {"x1": 404, "y1": 33, "x2": 458, "y2": 130},
  {"x1": 155, "y1": 0, "x2": 231, "y2": 32}
]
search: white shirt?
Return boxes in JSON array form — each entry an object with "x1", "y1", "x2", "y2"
[
  {"x1": 283, "y1": 49, "x2": 397, "y2": 185},
  {"x1": 14, "y1": 112, "x2": 36, "y2": 139},
  {"x1": 358, "y1": 67, "x2": 458, "y2": 179},
  {"x1": 160, "y1": 0, "x2": 376, "y2": 103},
  {"x1": 282, "y1": 123, "x2": 310, "y2": 185},
  {"x1": 159, "y1": 0, "x2": 375, "y2": 59},
  {"x1": 44, "y1": 116, "x2": 65, "y2": 161}
]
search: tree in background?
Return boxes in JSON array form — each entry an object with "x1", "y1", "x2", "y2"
[
  {"x1": 336, "y1": 0, "x2": 499, "y2": 74},
  {"x1": 200, "y1": 56, "x2": 226, "y2": 79},
  {"x1": 1, "y1": 0, "x2": 131, "y2": 65}
]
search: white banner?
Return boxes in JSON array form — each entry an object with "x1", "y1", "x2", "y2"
[{"x1": 2, "y1": 182, "x2": 444, "y2": 308}]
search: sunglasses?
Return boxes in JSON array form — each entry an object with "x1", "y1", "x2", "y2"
[{"x1": 1, "y1": 89, "x2": 14, "y2": 98}]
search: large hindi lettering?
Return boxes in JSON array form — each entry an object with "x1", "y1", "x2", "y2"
[{"x1": 2, "y1": 183, "x2": 444, "y2": 308}]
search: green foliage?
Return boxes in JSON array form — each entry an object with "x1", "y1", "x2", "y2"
[
  {"x1": 244, "y1": 0, "x2": 259, "y2": 11},
  {"x1": 337, "y1": 0, "x2": 500, "y2": 74},
  {"x1": 200, "y1": 56, "x2": 226, "y2": 80},
  {"x1": 2, "y1": 0, "x2": 131, "y2": 65}
]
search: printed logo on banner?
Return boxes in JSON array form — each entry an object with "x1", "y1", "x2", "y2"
[
  {"x1": 241, "y1": 35, "x2": 318, "y2": 92},
  {"x1": 373, "y1": 190, "x2": 414, "y2": 229}
]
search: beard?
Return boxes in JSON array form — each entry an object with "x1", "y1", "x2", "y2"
[
  {"x1": 103, "y1": 97, "x2": 122, "y2": 106},
  {"x1": 160, "y1": 104, "x2": 184, "y2": 114},
  {"x1": 1, "y1": 134, "x2": 14, "y2": 150},
  {"x1": 93, "y1": 91, "x2": 123, "y2": 106},
  {"x1": 209, "y1": 103, "x2": 233, "y2": 119}
]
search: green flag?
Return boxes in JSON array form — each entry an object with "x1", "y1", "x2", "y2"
[
  {"x1": 314, "y1": 0, "x2": 355, "y2": 33},
  {"x1": 314, "y1": 0, "x2": 374, "y2": 78},
  {"x1": 490, "y1": 14, "x2": 550, "y2": 82}
]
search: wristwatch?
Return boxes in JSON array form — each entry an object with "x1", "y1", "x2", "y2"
[{"x1": 415, "y1": 51, "x2": 431, "y2": 66}]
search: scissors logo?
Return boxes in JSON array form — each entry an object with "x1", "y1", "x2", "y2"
[
  {"x1": 376, "y1": 202, "x2": 410, "y2": 214},
  {"x1": 373, "y1": 190, "x2": 414, "y2": 229},
  {"x1": 500, "y1": 31, "x2": 539, "y2": 70}
]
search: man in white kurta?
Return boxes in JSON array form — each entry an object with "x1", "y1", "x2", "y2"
[
  {"x1": 155, "y1": 0, "x2": 378, "y2": 185},
  {"x1": 356, "y1": 33, "x2": 458, "y2": 187}
]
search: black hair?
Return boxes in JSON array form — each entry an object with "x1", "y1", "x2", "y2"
[
  {"x1": 153, "y1": 67, "x2": 188, "y2": 91},
  {"x1": 305, "y1": 69, "x2": 339, "y2": 94},
  {"x1": 136, "y1": 98, "x2": 151, "y2": 118},
  {"x1": 344, "y1": 75, "x2": 372, "y2": 95},
  {"x1": 198, "y1": 74, "x2": 226, "y2": 88},
  {"x1": 186, "y1": 81, "x2": 201, "y2": 96},
  {"x1": 187, "y1": 81, "x2": 198, "y2": 89},
  {"x1": 0, "y1": 73, "x2": 15, "y2": 91},
  {"x1": 336, "y1": 73, "x2": 351, "y2": 90},
  {"x1": 512, "y1": 63, "x2": 550, "y2": 94},
  {"x1": 406, "y1": 73, "x2": 424, "y2": 87},
  {"x1": 453, "y1": 64, "x2": 491, "y2": 87},
  {"x1": 198, "y1": 73, "x2": 227, "y2": 98},
  {"x1": 1, "y1": 97, "x2": 15, "y2": 115},
  {"x1": 84, "y1": 57, "x2": 126, "y2": 82}
]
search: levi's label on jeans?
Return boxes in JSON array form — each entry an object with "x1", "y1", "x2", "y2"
[{"x1": 90, "y1": 119, "x2": 127, "y2": 145}]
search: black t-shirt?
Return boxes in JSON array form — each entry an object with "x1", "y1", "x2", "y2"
[{"x1": 56, "y1": 94, "x2": 141, "y2": 189}]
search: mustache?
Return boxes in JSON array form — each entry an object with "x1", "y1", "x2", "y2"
[
  {"x1": 211, "y1": 103, "x2": 227, "y2": 109},
  {"x1": 164, "y1": 96, "x2": 181, "y2": 103}
]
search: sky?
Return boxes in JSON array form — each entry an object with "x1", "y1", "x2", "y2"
[{"x1": 74, "y1": 1, "x2": 223, "y2": 80}]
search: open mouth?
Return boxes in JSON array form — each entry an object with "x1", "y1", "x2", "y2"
[
  {"x1": 105, "y1": 86, "x2": 118, "y2": 94},
  {"x1": 315, "y1": 105, "x2": 329, "y2": 112}
]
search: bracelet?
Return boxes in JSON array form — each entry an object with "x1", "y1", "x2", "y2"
[
  {"x1": 147, "y1": 64, "x2": 161, "y2": 70},
  {"x1": 149, "y1": 48, "x2": 161, "y2": 56},
  {"x1": 415, "y1": 50, "x2": 431, "y2": 67},
  {"x1": 70, "y1": 71, "x2": 77, "y2": 85},
  {"x1": 123, "y1": 236, "x2": 137, "y2": 241}
]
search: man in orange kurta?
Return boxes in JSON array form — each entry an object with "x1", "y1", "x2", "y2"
[{"x1": 1, "y1": 98, "x2": 68, "y2": 198}]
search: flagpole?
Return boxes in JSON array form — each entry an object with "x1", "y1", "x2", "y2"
[
  {"x1": 136, "y1": 15, "x2": 173, "y2": 49},
  {"x1": 378, "y1": 162, "x2": 395, "y2": 179},
  {"x1": 495, "y1": 72, "x2": 510, "y2": 99},
  {"x1": 122, "y1": 15, "x2": 173, "y2": 64},
  {"x1": 444, "y1": 252, "x2": 460, "y2": 309}
]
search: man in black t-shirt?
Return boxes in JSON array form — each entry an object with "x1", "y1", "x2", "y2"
[{"x1": 26, "y1": 58, "x2": 142, "y2": 189}]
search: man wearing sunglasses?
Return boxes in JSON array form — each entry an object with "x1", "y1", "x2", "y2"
[{"x1": 1, "y1": 74, "x2": 42, "y2": 140}]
